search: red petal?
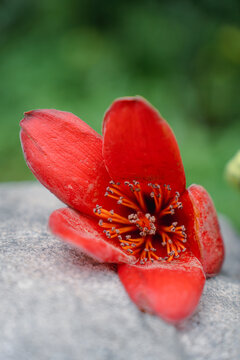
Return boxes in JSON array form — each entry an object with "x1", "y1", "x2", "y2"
[
  {"x1": 49, "y1": 207, "x2": 136, "y2": 264},
  {"x1": 118, "y1": 253, "x2": 205, "y2": 323},
  {"x1": 187, "y1": 184, "x2": 225, "y2": 277},
  {"x1": 20, "y1": 109, "x2": 111, "y2": 216},
  {"x1": 103, "y1": 97, "x2": 186, "y2": 193},
  {"x1": 176, "y1": 190, "x2": 202, "y2": 262}
]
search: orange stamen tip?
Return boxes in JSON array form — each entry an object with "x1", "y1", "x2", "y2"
[{"x1": 94, "y1": 180, "x2": 187, "y2": 264}]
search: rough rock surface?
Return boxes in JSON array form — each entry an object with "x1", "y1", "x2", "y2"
[{"x1": 0, "y1": 182, "x2": 239, "y2": 360}]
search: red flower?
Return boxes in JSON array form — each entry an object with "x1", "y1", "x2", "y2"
[{"x1": 20, "y1": 97, "x2": 224, "y2": 323}]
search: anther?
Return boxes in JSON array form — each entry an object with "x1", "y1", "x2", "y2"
[
  {"x1": 106, "y1": 187, "x2": 114, "y2": 194},
  {"x1": 177, "y1": 202, "x2": 183, "y2": 209}
]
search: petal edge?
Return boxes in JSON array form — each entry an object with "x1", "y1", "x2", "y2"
[{"x1": 187, "y1": 184, "x2": 224, "y2": 277}]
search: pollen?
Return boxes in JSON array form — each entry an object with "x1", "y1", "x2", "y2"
[{"x1": 93, "y1": 180, "x2": 187, "y2": 264}]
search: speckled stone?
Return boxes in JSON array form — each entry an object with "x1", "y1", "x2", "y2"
[{"x1": 0, "y1": 182, "x2": 240, "y2": 360}]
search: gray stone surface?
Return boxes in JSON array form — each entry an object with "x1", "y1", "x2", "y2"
[{"x1": 0, "y1": 182, "x2": 239, "y2": 360}]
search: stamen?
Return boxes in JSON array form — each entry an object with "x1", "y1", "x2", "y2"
[{"x1": 94, "y1": 181, "x2": 187, "y2": 264}]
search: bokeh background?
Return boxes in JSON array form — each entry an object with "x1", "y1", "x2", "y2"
[{"x1": 0, "y1": 0, "x2": 239, "y2": 229}]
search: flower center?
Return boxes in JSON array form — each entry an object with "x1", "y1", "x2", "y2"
[{"x1": 93, "y1": 180, "x2": 187, "y2": 264}]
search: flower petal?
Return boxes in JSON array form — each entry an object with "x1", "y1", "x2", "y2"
[
  {"x1": 187, "y1": 184, "x2": 225, "y2": 277},
  {"x1": 176, "y1": 190, "x2": 202, "y2": 262},
  {"x1": 49, "y1": 207, "x2": 136, "y2": 264},
  {"x1": 103, "y1": 97, "x2": 186, "y2": 193},
  {"x1": 20, "y1": 109, "x2": 111, "y2": 216},
  {"x1": 118, "y1": 253, "x2": 205, "y2": 323}
]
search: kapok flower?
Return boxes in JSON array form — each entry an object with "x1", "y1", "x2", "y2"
[{"x1": 20, "y1": 97, "x2": 224, "y2": 323}]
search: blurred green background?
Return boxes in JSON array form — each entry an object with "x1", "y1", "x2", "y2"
[{"x1": 0, "y1": 0, "x2": 240, "y2": 228}]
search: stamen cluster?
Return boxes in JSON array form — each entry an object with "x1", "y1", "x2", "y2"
[{"x1": 93, "y1": 180, "x2": 187, "y2": 264}]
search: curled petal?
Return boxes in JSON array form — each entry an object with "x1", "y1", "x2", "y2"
[
  {"x1": 118, "y1": 253, "x2": 205, "y2": 323},
  {"x1": 187, "y1": 184, "x2": 224, "y2": 277},
  {"x1": 103, "y1": 97, "x2": 186, "y2": 193},
  {"x1": 49, "y1": 207, "x2": 136, "y2": 264},
  {"x1": 20, "y1": 109, "x2": 111, "y2": 216}
]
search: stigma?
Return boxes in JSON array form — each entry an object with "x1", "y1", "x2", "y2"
[{"x1": 93, "y1": 180, "x2": 187, "y2": 264}]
